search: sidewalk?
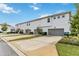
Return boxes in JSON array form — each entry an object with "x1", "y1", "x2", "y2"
[{"x1": 0, "y1": 40, "x2": 18, "y2": 56}]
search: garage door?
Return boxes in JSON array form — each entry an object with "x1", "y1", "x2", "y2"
[{"x1": 48, "y1": 29, "x2": 64, "y2": 36}]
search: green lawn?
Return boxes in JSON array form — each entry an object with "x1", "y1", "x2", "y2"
[{"x1": 56, "y1": 43, "x2": 79, "y2": 56}]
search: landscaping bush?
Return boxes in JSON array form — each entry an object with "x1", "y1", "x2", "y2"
[
  {"x1": 19, "y1": 30, "x2": 23, "y2": 34},
  {"x1": 7, "y1": 32, "x2": 16, "y2": 34},
  {"x1": 0, "y1": 31, "x2": 2, "y2": 33},
  {"x1": 64, "y1": 33, "x2": 69, "y2": 37},
  {"x1": 70, "y1": 32, "x2": 78, "y2": 36},
  {"x1": 15, "y1": 29, "x2": 20, "y2": 33},
  {"x1": 37, "y1": 32, "x2": 47, "y2": 35},
  {"x1": 64, "y1": 32, "x2": 78, "y2": 36},
  {"x1": 41, "y1": 32, "x2": 47, "y2": 35},
  {"x1": 29, "y1": 32, "x2": 33, "y2": 34},
  {"x1": 36, "y1": 27, "x2": 43, "y2": 34},
  {"x1": 59, "y1": 36, "x2": 79, "y2": 46}
]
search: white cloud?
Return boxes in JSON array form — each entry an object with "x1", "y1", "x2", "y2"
[
  {"x1": 0, "y1": 3, "x2": 20, "y2": 14},
  {"x1": 31, "y1": 5, "x2": 39, "y2": 10},
  {"x1": 39, "y1": 10, "x2": 66, "y2": 18},
  {"x1": 39, "y1": 14, "x2": 51, "y2": 18},
  {"x1": 30, "y1": 3, "x2": 39, "y2": 10}
]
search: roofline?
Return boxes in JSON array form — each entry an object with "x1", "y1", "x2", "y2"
[{"x1": 15, "y1": 11, "x2": 71, "y2": 26}]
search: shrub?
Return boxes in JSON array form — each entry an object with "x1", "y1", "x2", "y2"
[
  {"x1": 19, "y1": 30, "x2": 23, "y2": 34},
  {"x1": 7, "y1": 32, "x2": 16, "y2": 34},
  {"x1": 59, "y1": 36, "x2": 79, "y2": 46},
  {"x1": 36, "y1": 27, "x2": 42, "y2": 34},
  {"x1": 30, "y1": 32, "x2": 33, "y2": 34},
  {"x1": 70, "y1": 32, "x2": 78, "y2": 36},
  {"x1": 0, "y1": 31, "x2": 2, "y2": 33},
  {"x1": 15, "y1": 29, "x2": 20, "y2": 33},
  {"x1": 41, "y1": 32, "x2": 47, "y2": 35}
]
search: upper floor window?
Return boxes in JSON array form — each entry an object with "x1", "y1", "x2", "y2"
[{"x1": 47, "y1": 17, "x2": 50, "y2": 23}]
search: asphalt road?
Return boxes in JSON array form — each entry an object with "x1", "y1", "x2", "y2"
[{"x1": 0, "y1": 39, "x2": 18, "y2": 56}]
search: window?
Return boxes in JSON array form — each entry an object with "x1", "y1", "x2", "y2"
[
  {"x1": 62, "y1": 15, "x2": 65, "y2": 18},
  {"x1": 57, "y1": 16, "x2": 60, "y2": 19},
  {"x1": 47, "y1": 18, "x2": 50, "y2": 22}
]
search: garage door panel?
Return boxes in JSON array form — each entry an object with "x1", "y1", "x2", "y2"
[{"x1": 48, "y1": 29, "x2": 64, "y2": 36}]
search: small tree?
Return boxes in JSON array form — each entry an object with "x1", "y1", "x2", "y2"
[
  {"x1": 71, "y1": 14, "x2": 79, "y2": 35},
  {"x1": 36, "y1": 27, "x2": 42, "y2": 34},
  {"x1": 15, "y1": 28, "x2": 20, "y2": 33},
  {"x1": 70, "y1": 4, "x2": 79, "y2": 36},
  {"x1": 1, "y1": 23, "x2": 8, "y2": 32}
]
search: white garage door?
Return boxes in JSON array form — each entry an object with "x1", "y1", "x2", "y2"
[{"x1": 48, "y1": 29, "x2": 64, "y2": 36}]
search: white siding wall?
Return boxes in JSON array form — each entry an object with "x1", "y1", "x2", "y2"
[{"x1": 15, "y1": 12, "x2": 71, "y2": 34}]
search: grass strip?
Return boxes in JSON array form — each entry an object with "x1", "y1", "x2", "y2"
[
  {"x1": 9, "y1": 35, "x2": 42, "y2": 42},
  {"x1": 2, "y1": 35, "x2": 21, "y2": 37}
]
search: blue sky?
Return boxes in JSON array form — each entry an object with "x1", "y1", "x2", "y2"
[{"x1": 0, "y1": 3, "x2": 76, "y2": 26}]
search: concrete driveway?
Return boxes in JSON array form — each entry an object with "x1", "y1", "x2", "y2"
[
  {"x1": 10, "y1": 36, "x2": 62, "y2": 56},
  {"x1": 33, "y1": 36, "x2": 62, "y2": 44}
]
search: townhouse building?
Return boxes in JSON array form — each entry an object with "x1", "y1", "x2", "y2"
[{"x1": 15, "y1": 12, "x2": 71, "y2": 36}]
